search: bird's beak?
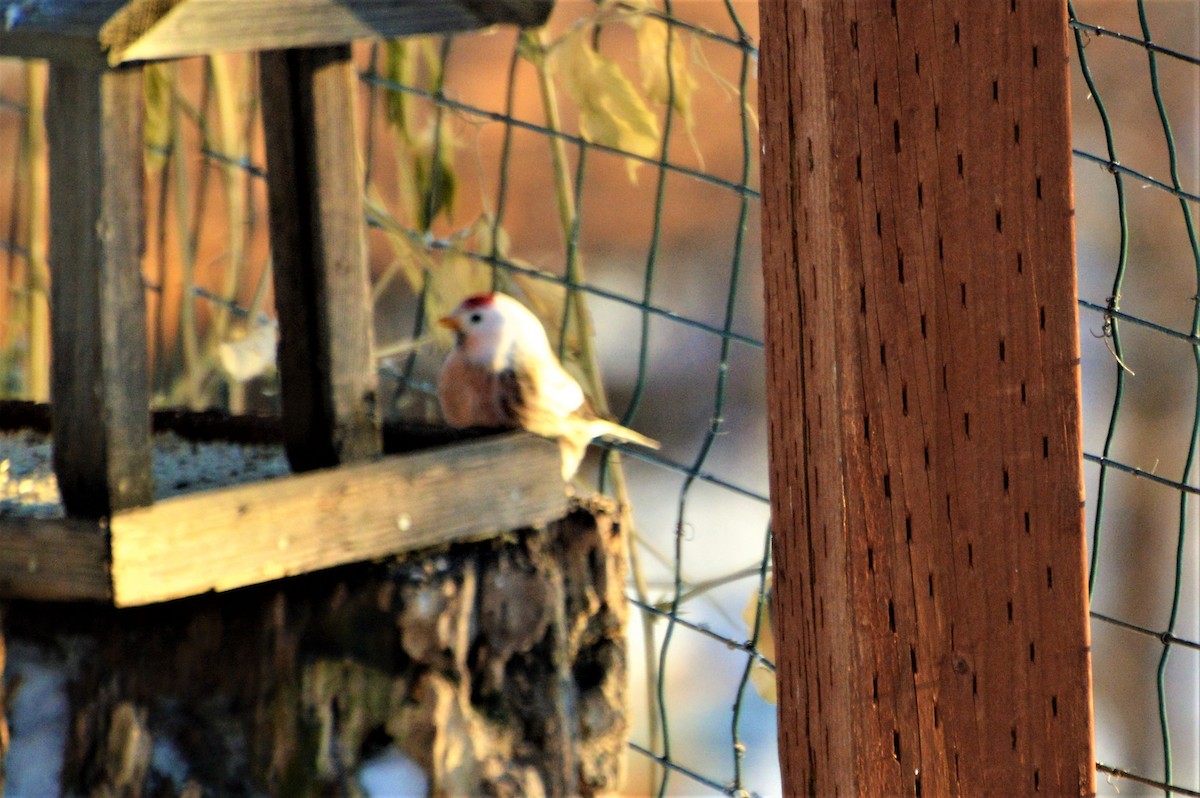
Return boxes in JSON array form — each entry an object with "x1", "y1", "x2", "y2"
[{"x1": 438, "y1": 316, "x2": 460, "y2": 332}]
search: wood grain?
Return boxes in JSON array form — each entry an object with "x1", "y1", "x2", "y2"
[
  {"x1": 260, "y1": 45, "x2": 381, "y2": 472},
  {"x1": 0, "y1": 517, "x2": 111, "y2": 602},
  {"x1": 759, "y1": 2, "x2": 1095, "y2": 795},
  {"x1": 0, "y1": 0, "x2": 553, "y2": 64},
  {"x1": 47, "y1": 64, "x2": 153, "y2": 518},
  {"x1": 0, "y1": 1, "x2": 114, "y2": 65},
  {"x1": 109, "y1": 0, "x2": 555, "y2": 63},
  {"x1": 109, "y1": 432, "x2": 567, "y2": 606}
]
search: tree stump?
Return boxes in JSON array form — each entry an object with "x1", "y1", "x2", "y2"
[{"x1": 1, "y1": 502, "x2": 626, "y2": 797}]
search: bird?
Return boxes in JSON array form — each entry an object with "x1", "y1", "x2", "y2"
[{"x1": 437, "y1": 292, "x2": 659, "y2": 480}]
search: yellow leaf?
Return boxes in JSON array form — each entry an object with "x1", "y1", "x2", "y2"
[
  {"x1": 383, "y1": 40, "x2": 411, "y2": 136},
  {"x1": 551, "y1": 28, "x2": 660, "y2": 182},
  {"x1": 143, "y1": 63, "x2": 173, "y2": 172},
  {"x1": 635, "y1": 12, "x2": 706, "y2": 168},
  {"x1": 743, "y1": 580, "x2": 777, "y2": 704},
  {"x1": 636, "y1": 14, "x2": 696, "y2": 120},
  {"x1": 383, "y1": 37, "x2": 445, "y2": 142}
]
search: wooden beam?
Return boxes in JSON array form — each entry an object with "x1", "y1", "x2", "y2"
[
  {"x1": 109, "y1": 432, "x2": 567, "y2": 606},
  {"x1": 47, "y1": 63, "x2": 153, "y2": 518},
  {"x1": 0, "y1": 1, "x2": 115, "y2": 66},
  {"x1": 109, "y1": 0, "x2": 555, "y2": 64},
  {"x1": 0, "y1": 0, "x2": 555, "y2": 64},
  {"x1": 759, "y1": 1, "x2": 1095, "y2": 795},
  {"x1": 259, "y1": 45, "x2": 381, "y2": 472},
  {"x1": 0, "y1": 517, "x2": 111, "y2": 602}
]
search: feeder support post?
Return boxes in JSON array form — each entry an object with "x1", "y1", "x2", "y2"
[
  {"x1": 260, "y1": 45, "x2": 381, "y2": 471},
  {"x1": 47, "y1": 63, "x2": 152, "y2": 518}
]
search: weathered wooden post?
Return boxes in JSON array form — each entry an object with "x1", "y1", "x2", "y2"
[
  {"x1": 47, "y1": 62, "x2": 153, "y2": 518},
  {"x1": 259, "y1": 44, "x2": 381, "y2": 471},
  {"x1": 759, "y1": 1, "x2": 1096, "y2": 794}
]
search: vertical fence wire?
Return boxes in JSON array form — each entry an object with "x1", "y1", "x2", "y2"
[
  {"x1": 358, "y1": 5, "x2": 776, "y2": 795},
  {"x1": 1071, "y1": 2, "x2": 1200, "y2": 795}
]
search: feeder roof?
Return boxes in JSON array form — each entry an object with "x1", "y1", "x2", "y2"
[{"x1": 0, "y1": 0, "x2": 553, "y2": 65}]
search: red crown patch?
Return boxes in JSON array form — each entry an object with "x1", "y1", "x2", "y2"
[{"x1": 462, "y1": 293, "x2": 496, "y2": 309}]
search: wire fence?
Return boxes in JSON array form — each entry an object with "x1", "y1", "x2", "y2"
[
  {"x1": 352, "y1": 3, "x2": 775, "y2": 795},
  {"x1": 1070, "y1": 1, "x2": 1200, "y2": 796},
  {"x1": 352, "y1": 4, "x2": 777, "y2": 795},
  {"x1": 0, "y1": 1, "x2": 1192, "y2": 795}
]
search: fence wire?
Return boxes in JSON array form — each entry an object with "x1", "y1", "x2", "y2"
[
  {"x1": 352, "y1": 4, "x2": 776, "y2": 795},
  {"x1": 1070, "y1": 1, "x2": 1200, "y2": 796}
]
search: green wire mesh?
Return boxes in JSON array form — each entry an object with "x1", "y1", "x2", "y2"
[
  {"x1": 1071, "y1": 1, "x2": 1200, "y2": 795},
  {"x1": 357, "y1": 4, "x2": 778, "y2": 795}
]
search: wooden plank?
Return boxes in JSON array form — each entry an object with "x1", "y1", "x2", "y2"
[
  {"x1": 259, "y1": 45, "x2": 381, "y2": 472},
  {"x1": 0, "y1": 0, "x2": 553, "y2": 63},
  {"x1": 759, "y1": 2, "x2": 1094, "y2": 796},
  {"x1": 0, "y1": 516, "x2": 111, "y2": 601},
  {"x1": 47, "y1": 63, "x2": 153, "y2": 518},
  {"x1": 109, "y1": 432, "x2": 567, "y2": 606},
  {"x1": 0, "y1": 0, "x2": 116, "y2": 65},
  {"x1": 110, "y1": 0, "x2": 555, "y2": 64}
]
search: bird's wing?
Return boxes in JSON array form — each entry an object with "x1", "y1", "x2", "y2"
[
  {"x1": 497, "y1": 363, "x2": 584, "y2": 439},
  {"x1": 538, "y1": 362, "x2": 585, "y2": 417},
  {"x1": 501, "y1": 359, "x2": 659, "y2": 451},
  {"x1": 497, "y1": 367, "x2": 537, "y2": 429}
]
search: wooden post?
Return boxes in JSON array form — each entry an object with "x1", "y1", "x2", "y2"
[
  {"x1": 759, "y1": 2, "x2": 1095, "y2": 795},
  {"x1": 46, "y1": 64, "x2": 152, "y2": 518},
  {"x1": 260, "y1": 45, "x2": 381, "y2": 471}
]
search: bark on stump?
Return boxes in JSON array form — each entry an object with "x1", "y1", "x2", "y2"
[{"x1": 1, "y1": 502, "x2": 626, "y2": 797}]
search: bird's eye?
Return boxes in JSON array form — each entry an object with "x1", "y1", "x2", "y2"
[{"x1": 468, "y1": 313, "x2": 482, "y2": 324}]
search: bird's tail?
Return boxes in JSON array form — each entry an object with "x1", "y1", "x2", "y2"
[{"x1": 588, "y1": 419, "x2": 660, "y2": 451}]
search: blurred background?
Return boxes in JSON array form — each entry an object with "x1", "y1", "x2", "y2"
[
  {"x1": 0, "y1": 1, "x2": 1193, "y2": 796},
  {"x1": 1071, "y1": 2, "x2": 1199, "y2": 795}
]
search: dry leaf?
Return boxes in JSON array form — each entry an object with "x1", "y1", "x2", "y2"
[
  {"x1": 551, "y1": 28, "x2": 660, "y2": 182},
  {"x1": 636, "y1": 14, "x2": 696, "y2": 121},
  {"x1": 143, "y1": 63, "x2": 173, "y2": 172},
  {"x1": 743, "y1": 579, "x2": 777, "y2": 704}
]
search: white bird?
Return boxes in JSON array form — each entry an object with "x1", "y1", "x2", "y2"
[{"x1": 437, "y1": 292, "x2": 659, "y2": 480}]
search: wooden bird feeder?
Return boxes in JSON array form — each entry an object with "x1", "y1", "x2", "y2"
[{"x1": 0, "y1": 0, "x2": 563, "y2": 607}]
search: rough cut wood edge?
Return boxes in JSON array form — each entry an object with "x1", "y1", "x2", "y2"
[
  {"x1": 0, "y1": 517, "x2": 111, "y2": 602},
  {"x1": 47, "y1": 63, "x2": 153, "y2": 519},
  {"x1": 108, "y1": 432, "x2": 567, "y2": 607},
  {"x1": 759, "y1": 1, "x2": 1095, "y2": 796}
]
